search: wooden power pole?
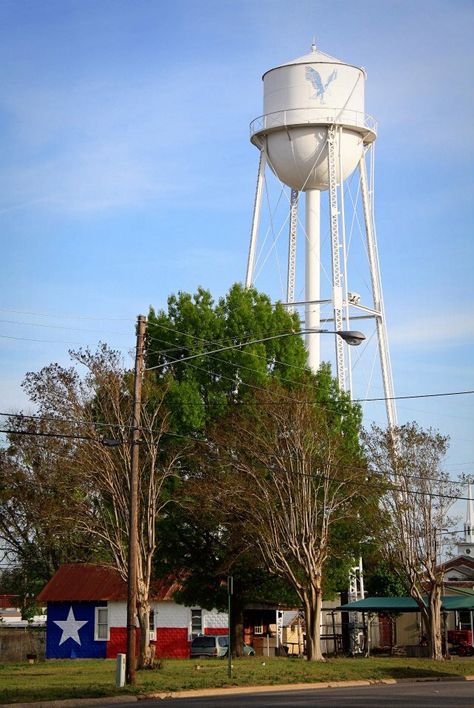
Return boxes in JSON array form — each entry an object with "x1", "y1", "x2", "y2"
[{"x1": 126, "y1": 314, "x2": 147, "y2": 685}]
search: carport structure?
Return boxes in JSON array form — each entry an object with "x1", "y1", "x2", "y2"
[{"x1": 339, "y1": 591, "x2": 474, "y2": 656}]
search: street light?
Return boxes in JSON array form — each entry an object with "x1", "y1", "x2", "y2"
[{"x1": 305, "y1": 329, "x2": 366, "y2": 347}]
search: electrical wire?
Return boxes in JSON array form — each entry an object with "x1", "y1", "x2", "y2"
[
  {"x1": 0, "y1": 334, "x2": 87, "y2": 345},
  {"x1": 146, "y1": 312, "x2": 312, "y2": 373},
  {"x1": 145, "y1": 322, "x2": 474, "y2": 403},
  {"x1": 1, "y1": 422, "x2": 470, "y2": 495},
  {"x1": 6, "y1": 306, "x2": 464, "y2": 408},
  {"x1": 0, "y1": 412, "x2": 125, "y2": 431},
  {"x1": 2, "y1": 430, "x2": 468, "y2": 504},
  {"x1": 145, "y1": 330, "x2": 305, "y2": 372},
  {"x1": 0, "y1": 319, "x2": 131, "y2": 337},
  {"x1": 0, "y1": 307, "x2": 133, "y2": 322},
  {"x1": 0, "y1": 428, "x2": 97, "y2": 442},
  {"x1": 355, "y1": 391, "x2": 474, "y2": 403},
  {"x1": 1, "y1": 411, "x2": 471, "y2": 475},
  {"x1": 146, "y1": 330, "x2": 307, "y2": 392}
]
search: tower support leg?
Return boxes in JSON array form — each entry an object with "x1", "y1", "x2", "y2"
[
  {"x1": 246, "y1": 147, "x2": 267, "y2": 288},
  {"x1": 305, "y1": 189, "x2": 320, "y2": 373},
  {"x1": 359, "y1": 153, "x2": 397, "y2": 428}
]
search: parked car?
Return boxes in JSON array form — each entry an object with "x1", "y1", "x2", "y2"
[{"x1": 190, "y1": 634, "x2": 255, "y2": 658}]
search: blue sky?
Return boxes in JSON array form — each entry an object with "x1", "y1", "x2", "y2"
[{"x1": 0, "y1": 0, "x2": 473, "y2": 508}]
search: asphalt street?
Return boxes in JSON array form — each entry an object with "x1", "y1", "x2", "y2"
[{"x1": 91, "y1": 681, "x2": 474, "y2": 708}]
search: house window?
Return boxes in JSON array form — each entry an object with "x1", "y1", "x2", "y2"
[
  {"x1": 191, "y1": 609, "x2": 202, "y2": 636},
  {"x1": 149, "y1": 608, "x2": 156, "y2": 640},
  {"x1": 458, "y1": 610, "x2": 472, "y2": 630},
  {"x1": 254, "y1": 625, "x2": 263, "y2": 635},
  {"x1": 95, "y1": 607, "x2": 109, "y2": 641}
]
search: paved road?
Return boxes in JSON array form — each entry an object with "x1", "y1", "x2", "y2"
[{"x1": 93, "y1": 681, "x2": 474, "y2": 708}]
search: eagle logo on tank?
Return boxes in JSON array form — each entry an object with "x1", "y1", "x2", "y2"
[{"x1": 305, "y1": 67, "x2": 337, "y2": 104}]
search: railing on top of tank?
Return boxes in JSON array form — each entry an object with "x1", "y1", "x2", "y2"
[{"x1": 250, "y1": 107, "x2": 377, "y2": 138}]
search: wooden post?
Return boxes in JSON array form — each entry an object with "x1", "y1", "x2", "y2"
[
  {"x1": 227, "y1": 576, "x2": 233, "y2": 679},
  {"x1": 331, "y1": 611, "x2": 338, "y2": 656},
  {"x1": 126, "y1": 314, "x2": 146, "y2": 686}
]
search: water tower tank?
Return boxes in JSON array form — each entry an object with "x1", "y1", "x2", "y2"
[{"x1": 250, "y1": 45, "x2": 376, "y2": 191}]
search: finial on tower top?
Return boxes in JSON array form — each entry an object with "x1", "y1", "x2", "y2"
[{"x1": 311, "y1": 37, "x2": 317, "y2": 52}]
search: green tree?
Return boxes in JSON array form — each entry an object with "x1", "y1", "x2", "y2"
[
  {"x1": 363, "y1": 558, "x2": 408, "y2": 598},
  {"x1": 0, "y1": 345, "x2": 183, "y2": 668},
  {"x1": 148, "y1": 284, "x2": 368, "y2": 658},
  {"x1": 197, "y1": 381, "x2": 368, "y2": 661},
  {"x1": 146, "y1": 283, "x2": 308, "y2": 433},
  {"x1": 364, "y1": 423, "x2": 459, "y2": 660},
  {"x1": 155, "y1": 479, "x2": 300, "y2": 655},
  {"x1": 0, "y1": 410, "x2": 104, "y2": 607},
  {"x1": 148, "y1": 283, "x2": 310, "y2": 652}
]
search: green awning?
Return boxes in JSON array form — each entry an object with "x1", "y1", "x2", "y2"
[
  {"x1": 443, "y1": 594, "x2": 474, "y2": 611},
  {"x1": 339, "y1": 592, "x2": 474, "y2": 613}
]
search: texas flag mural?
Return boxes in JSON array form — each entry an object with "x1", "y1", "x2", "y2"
[
  {"x1": 46, "y1": 601, "x2": 107, "y2": 659},
  {"x1": 38, "y1": 564, "x2": 229, "y2": 660}
]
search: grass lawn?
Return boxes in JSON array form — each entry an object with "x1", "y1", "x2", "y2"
[{"x1": 2, "y1": 656, "x2": 474, "y2": 704}]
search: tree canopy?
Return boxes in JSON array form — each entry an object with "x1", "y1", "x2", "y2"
[{"x1": 146, "y1": 284, "x2": 308, "y2": 433}]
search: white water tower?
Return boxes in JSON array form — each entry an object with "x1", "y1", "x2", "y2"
[{"x1": 246, "y1": 43, "x2": 396, "y2": 428}]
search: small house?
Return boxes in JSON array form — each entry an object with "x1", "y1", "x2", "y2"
[{"x1": 37, "y1": 564, "x2": 228, "y2": 659}]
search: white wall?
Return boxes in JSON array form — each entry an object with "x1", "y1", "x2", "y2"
[{"x1": 108, "y1": 600, "x2": 227, "y2": 632}]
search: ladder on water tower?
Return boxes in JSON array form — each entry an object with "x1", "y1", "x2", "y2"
[{"x1": 327, "y1": 125, "x2": 345, "y2": 391}]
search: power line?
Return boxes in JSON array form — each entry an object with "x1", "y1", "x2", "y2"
[
  {"x1": 2, "y1": 310, "x2": 473, "y2": 404},
  {"x1": 0, "y1": 428, "x2": 97, "y2": 442},
  {"x1": 145, "y1": 330, "x2": 303, "y2": 372},
  {"x1": 147, "y1": 319, "x2": 310, "y2": 373},
  {"x1": 0, "y1": 334, "x2": 86, "y2": 345},
  {"x1": 146, "y1": 332, "x2": 304, "y2": 400},
  {"x1": 1, "y1": 423, "x2": 470, "y2": 497},
  {"x1": 1, "y1": 411, "x2": 471, "y2": 475},
  {"x1": 0, "y1": 318, "x2": 131, "y2": 337},
  {"x1": 0, "y1": 307, "x2": 133, "y2": 322},
  {"x1": 355, "y1": 390, "x2": 474, "y2": 403},
  {"x1": 147, "y1": 322, "x2": 474, "y2": 401},
  {"x1": 146, "y1": 320, "x2": 474, "y2": 404},
  {"x1": 0, "y1": 412, "x2": 126, "y2": 432},
  {"x1": 147, "y1": 329, "x2": 474, "y2": 404}
]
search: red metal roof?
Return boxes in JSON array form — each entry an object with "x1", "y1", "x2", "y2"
[
  {"x1": 37, "y1": 564, "x2": 127, "y2": 602},
  {"x1": 0, "y1": 594, "x2": 20, "y2": 609},
  {"x1": 37, "y1": 564, "x2": 184, "y2": 603}
]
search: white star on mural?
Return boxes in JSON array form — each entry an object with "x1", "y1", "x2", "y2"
[{"x1": 53, "y1": 607, "x2": 88, "y2": 646}]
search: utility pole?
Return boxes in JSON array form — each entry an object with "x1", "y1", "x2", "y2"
[
  {"x1": 227, "y1": 576, "x2": 233, "y2": 679},
  {"x1": 126, "y1": 314, "x2": 147, "y2": 686}
]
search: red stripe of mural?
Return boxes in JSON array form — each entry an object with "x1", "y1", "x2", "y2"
[
  {"x1": 107, "y1": 626, "x2": 228, "y2": 659},
  {"x1": 106, "y1": 628, "x2": 141, "y2": 659},
  {"x1": 155, "y1": 627, "x2": 189, "y2": 659}
]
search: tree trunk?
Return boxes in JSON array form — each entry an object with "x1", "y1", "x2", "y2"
[
  {"x1": 303, "y1": 580, "x2": 326, "y2": 662},
  {"x1": 427, "y1": 585, "x2": 443, "y2": 661},
  {"x1": 231, "y1": 593, "x2": 244, "y2": 658},
  {"x1": 136, "y1": 599, "x2": 151, "y2": 669}
]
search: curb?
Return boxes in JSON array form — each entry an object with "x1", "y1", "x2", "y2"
[
  {"x1": 142, "y1": 676, "x2": 474, "y2": 700},
  {"x1": 143, "y1": 680, "x2": 378, "y2": 700},
  {"x1": 3, "y1": 675, "x2": 474, "y2": 707}
]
